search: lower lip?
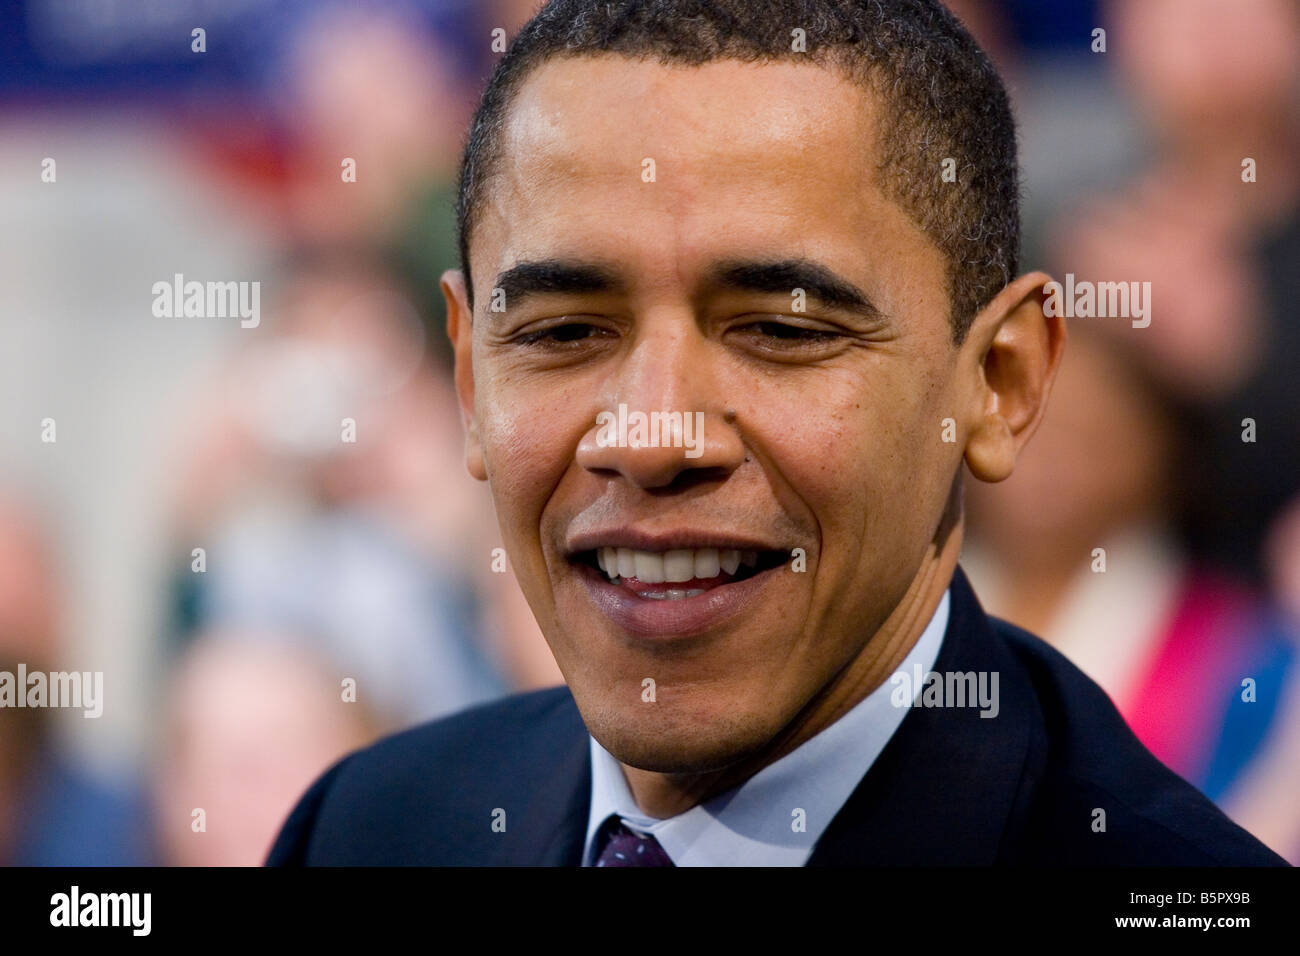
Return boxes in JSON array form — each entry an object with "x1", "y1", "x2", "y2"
[{"x1": 576, "y1": 562, "x2": 781, "y2": 639}]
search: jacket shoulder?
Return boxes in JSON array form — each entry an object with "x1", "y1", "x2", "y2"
[
  {"x1": 991, "y1": 617, "x2": 1288, "y2": 866},
  {"x1": 266, "y1": 686, "x2": 585, "y2": 865}
]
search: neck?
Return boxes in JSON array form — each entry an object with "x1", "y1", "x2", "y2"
[{"x1": 621, "y1": 499, "x2": 964, "y2": 818}]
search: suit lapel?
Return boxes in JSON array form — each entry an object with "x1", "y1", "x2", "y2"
[
  {"x1": 806, "y1": 566, "x2": 1034, "y2": 865},
  {"x1": 535, "y1": 725, "x2": 592, "y2": 865},
  {"x1": 480, "y1": 691, "x2": 591, "y2": 866}
]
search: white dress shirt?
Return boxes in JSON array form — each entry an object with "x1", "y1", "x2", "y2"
[{"x1": 582, "y1": 586, "x2": 951, "y2": 865}]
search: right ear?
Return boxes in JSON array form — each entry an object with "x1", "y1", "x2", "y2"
[
  {"x1": 441, "y1": 268, "x2": 487, "y2": 481},
  {"x1": 960, "y1": 271, "x2": 1066, "y2": 484}
]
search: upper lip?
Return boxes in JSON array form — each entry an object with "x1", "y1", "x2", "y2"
[{"x1": 565, "y1": 528, "x2": 786, "y2": 557}]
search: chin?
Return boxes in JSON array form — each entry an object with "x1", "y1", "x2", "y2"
[{"x1": 584, "y1": 692, "x2": 780, "y2": 775}]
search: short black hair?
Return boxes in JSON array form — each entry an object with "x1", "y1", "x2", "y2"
[{"x1": 455, "y1": 0, "x2": 1019, "y2": 344}]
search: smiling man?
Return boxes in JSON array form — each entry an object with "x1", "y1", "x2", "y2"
[{"x1": 268, "y1": 0, "x2": 1285, "y2": 866}]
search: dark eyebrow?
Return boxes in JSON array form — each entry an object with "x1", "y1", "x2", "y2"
[
  {"x1": 490, "y1": 259, "x2": 625, "y2": 313},
  {"x1": 488, "y1": 256, "x2": 883, "y2": 323},
  {"x1": 707, "y1": 258, "x2": 883, "y2": 320}
]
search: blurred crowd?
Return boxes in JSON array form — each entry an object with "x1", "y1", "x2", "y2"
[
  {"x1": 1, "y1": 0, "x2": 1298, "y2": 866},
  {"x1": 957, "y1": 0, "x2": 1300, "y2": 860}
]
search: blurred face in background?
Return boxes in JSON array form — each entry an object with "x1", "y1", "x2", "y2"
[
  {"x1": 1111, "y1": 0, "x2": 1300, "y2": 135},
  {"x1": 967, "y1": 328, "x2": 1173, "y2": 566},
  {"x1": 0, "y1": 501, "x2": 61, "y2": 862},
  {"x1": 154, "y1": 638, "x2": 374, "y2": 867},
  {"x1": 447, "y1": 57, "x2": 996, "y2": 774}
]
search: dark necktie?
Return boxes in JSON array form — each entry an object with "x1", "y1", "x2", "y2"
[{"x1": 593, "y1": 816, "x2": 675, "y2": 866}]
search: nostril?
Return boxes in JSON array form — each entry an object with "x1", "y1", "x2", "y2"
[{"x1": 644, "y1": 465, "x2": 732, "y2": 496}]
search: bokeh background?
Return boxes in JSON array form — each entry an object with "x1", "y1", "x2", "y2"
[{"x1": 1, "y1": 0, "x2": 1298, "y2": 865}]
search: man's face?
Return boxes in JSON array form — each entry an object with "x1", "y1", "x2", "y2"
[{"x1": 454, "y1": 56, "x2": 970, "y2": 773}]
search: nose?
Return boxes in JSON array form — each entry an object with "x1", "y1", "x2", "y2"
[{"x1": 575, "y1": 322, "x2": 746, "y2": 490}]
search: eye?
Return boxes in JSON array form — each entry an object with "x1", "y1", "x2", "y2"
[
  {"x1": 746, "y1": 320, "x2": 841, "y2": 342},
  {"x1": 729, "y1": 318, "x2": 847, "y2": 349},
  {"x1": 513, "y1": 320, "x2": 613, "y2": 347}
]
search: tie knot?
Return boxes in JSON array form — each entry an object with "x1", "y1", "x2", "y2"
[{"x1": 593, "y1": 817, "x2": 675, "y2": 867}]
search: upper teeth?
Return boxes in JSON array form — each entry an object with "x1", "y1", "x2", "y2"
[{"x1": 595, "y1": 547, "x2": 760, "y2": 583}]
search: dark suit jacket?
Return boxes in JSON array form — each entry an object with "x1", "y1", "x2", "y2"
[{"x1": 267, "y1": 566, "x2": 1287, "y2": 865}]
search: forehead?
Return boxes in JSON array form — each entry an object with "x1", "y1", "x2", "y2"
[
  {"x1": 474, "y1": 55, "x2": 943, "y2": 312},
  {"x1": 507, "y1": 55, "x2": 876, "y2": 174}
]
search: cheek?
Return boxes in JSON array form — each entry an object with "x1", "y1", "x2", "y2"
[
  {"x1": 759, "y1": 367, "x2": 948, "y2": 528},
  {"x1": 476, "y1": 392, "x2": 568, "y2": 614},
  {"x1": 473, "y1": 366, "x2": 602, "y2": 602},
  {"x1": 474, "y1": 370, "x2": 573, "y2": 515},
  {"x1": 479, "y1": 409, "x2": 548, "y2": 507}
]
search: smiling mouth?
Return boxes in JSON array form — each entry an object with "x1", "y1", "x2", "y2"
[{"x1": 576, "y1": 546, "x2": 788, "y2": 599}]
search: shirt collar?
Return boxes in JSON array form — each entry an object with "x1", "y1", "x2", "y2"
[{"x1": 583, "y1": 586, "x2": 951, "y2": 865}]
